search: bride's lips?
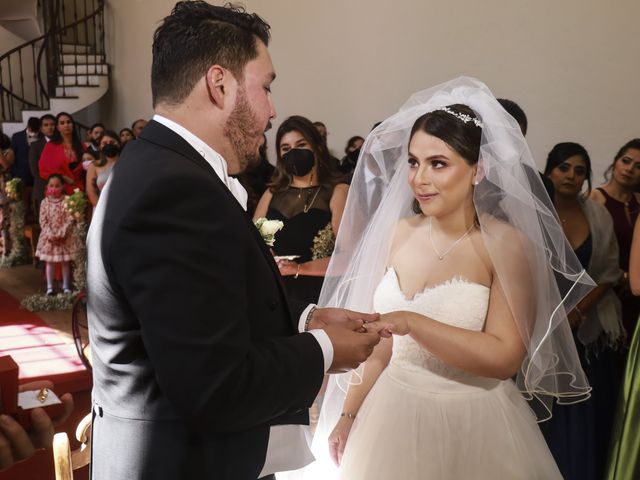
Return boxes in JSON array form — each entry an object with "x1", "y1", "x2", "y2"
[{"x1": 416, "y1": 193, "x2": 438, "y2": 202}]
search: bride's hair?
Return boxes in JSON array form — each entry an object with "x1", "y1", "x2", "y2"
[{"x1": 410, "y1": 103, "x2": 482, "y2": 214}]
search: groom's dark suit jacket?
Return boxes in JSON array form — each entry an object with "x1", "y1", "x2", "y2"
[{"x1": 87, "y1": 120, "x2": 325, "y2": 479}]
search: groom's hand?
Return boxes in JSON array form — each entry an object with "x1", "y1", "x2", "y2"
[
  {"x1": 308, "y1": 307, "x2": 379, "y2": 331},
  {"x1": 323, "y1": 320, "x2": 381, "y2": 373}
]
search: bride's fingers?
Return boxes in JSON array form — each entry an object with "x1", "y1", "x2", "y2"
[{"x1": 364, "y1": 321, "x2": 393, "y2": 337}]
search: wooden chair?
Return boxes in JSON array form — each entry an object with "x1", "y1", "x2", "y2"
[
  {"x1": 23, "y1": 224, "x2": 40, "y2": 266},
  {"x1": 53, "y1": 413, "x2": 92, "y2": 480},
  {"x1": 71, "y1": 292, "x2": 92, "y2": 371}
]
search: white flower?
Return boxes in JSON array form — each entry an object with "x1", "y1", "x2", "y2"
[
  {"x1": 254, "y1": 218, "x2": 284, "y2": 247},
  {"x1": 258, "y1": 219, "x2": 284, "y2": 236}
]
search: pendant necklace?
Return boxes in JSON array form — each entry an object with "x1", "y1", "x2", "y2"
[{"x1": 429, "y1": 217, "x2": 474, "y2": 260}]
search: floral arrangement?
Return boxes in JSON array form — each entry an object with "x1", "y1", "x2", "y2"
[
  {"x1": 21, "y1": 290, "x2": 76, "y2": 312},
  {"x1": 311, "y1": 223, "x2": 335, "y2": 260},
  {"x1": 63, "y1": 189, "x2": 88, "y2": 223},
  {"x1": 4, "y1": 178, "x2": 22, "y2": 202},
  {"x1": 255, "y1": 218, "x2": 284, "y2": 247},
  {"x1": 0, "y1": 180, "x2": 27, "y2": 267}
]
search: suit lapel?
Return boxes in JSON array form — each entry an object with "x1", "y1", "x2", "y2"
[{"x1": 140, "y1": 121, "x2": 296, "y2": 328}]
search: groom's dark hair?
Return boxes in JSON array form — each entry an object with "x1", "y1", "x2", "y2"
[{"x1": 151, "y1": 1, "x2": 271, "y2": 107}]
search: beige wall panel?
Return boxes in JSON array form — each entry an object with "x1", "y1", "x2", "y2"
[{"x1": 101, "y1": 0, "x2": 640, "y2": 182}]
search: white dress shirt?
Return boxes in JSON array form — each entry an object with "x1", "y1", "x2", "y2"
[{"x1": 153, "y1": 115, "x2": 333, "y2": 476}]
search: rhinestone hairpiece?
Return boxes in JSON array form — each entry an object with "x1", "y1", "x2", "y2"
[{"x1": 437, "y1": 106, "x2": 483, "y2": 128}]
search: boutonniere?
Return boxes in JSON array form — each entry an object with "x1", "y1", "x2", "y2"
[{"x1": 254, "y1": 218, "x2": 284, "y2": 247}]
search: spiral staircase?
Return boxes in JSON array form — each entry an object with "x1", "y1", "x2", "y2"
[{"x1": 0, "y1": 0, "x2": 109, "y2": 137}]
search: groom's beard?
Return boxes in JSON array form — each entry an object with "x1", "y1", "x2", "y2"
[{"x1": 224, "y1": 87, "x2": 263, "y2": 173}]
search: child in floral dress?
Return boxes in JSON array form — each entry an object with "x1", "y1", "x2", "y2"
[{"x1": 36, "y1": 174, "x2": 76, "y2": 294}]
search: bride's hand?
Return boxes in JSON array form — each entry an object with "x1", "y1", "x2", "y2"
[
  {"x1": 328, "y1": 417, "x2": 355, "y2": 466},
  {"x1": 364, "y1": 312, "x2": 410, "y2": 336}
]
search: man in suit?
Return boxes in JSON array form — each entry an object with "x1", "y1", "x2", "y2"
[
  {"x1": 11, "y1": 116, "x2": 41, "y2": 214},
  {"x1": 86, "y1": 3, "x2": 381, "y2": 479},
  {"x1": 28, "y1": 114, "x2": 56, "y2": 220}
]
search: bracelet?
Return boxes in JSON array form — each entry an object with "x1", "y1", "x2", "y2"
[
  {"x1": 340, "y1": 412, "x2": 356, "y2": 420},
  {"x1": 294, "y1": 263, "x2": 301, "y2": 279},
  {"x1": 304, "y1": 306, "x2": 317, "y2": 331}
]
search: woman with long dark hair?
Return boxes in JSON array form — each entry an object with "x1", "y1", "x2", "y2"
[
  {"x1": 253, "y1": 115, "x2": 347, "y2": 308},
  {"x1": 39, "y1": 112, "x2": 85, "y2": 195}
]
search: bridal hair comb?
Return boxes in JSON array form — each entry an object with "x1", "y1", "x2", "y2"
[{"x1": 437, "y1": 106, "x2": 483, "y2": 128}]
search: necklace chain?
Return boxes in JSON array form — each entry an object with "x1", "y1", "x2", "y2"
[
  {"x1": 429, "y1": 217, "x2": 474, "y2": 260},
  {"x1": 303, "y1": 186, "x2": 322, "y2": 213}
]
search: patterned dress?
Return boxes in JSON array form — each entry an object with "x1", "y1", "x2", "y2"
[{"x1": 36, "y1": 196, "x2": 76, "y2": 262}]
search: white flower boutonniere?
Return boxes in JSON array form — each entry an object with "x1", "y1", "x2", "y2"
[{"x1": 255, "y1": 218, "x2": 284, "y2": 247}]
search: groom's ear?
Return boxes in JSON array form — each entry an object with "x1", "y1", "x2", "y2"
[{"x1": 205, "y1": 65, "x2": 229, "y2": 109}]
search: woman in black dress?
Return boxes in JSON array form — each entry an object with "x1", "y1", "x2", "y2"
[{"x1": 254, "y1": 115, "x2": 348, "y2": 309}]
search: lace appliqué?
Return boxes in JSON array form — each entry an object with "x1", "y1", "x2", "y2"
[{"x1": 374, "y1": 269, "x2": 490, "y2": 378}]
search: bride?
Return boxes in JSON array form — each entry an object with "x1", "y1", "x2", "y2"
[{"x1": 294, "y1": 77, "x2": 594, "y2": 479}]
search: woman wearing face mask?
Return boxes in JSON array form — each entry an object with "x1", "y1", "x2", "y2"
[
  {"x1": 39, "y1": 112, "x2": 85, "y2": 195},
  {"x1": 540, "y1": 142, "x2": 624, "y2": 480},
  {"x1": 86, "y1": 130, "x2": 121, "y2": 207},
  {"x1": 253, "y1": 115, "x2": 348, "y2": 309},
  {"x1": 36, "y1": 174, "x2": 76, "y2": 295}
]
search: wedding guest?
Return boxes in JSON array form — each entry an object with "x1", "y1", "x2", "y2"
[
  {"x1": 496, "y1": 98, "x2": 527, "y2": 135},
  {"x1": 0, "y1": 134, "x2": 14, "y2": 255},
  {"x1": 313, "y1": 120, "x2": 341, "y2": 170},
  {"x1": 541, "y1": 142, "x2": 624, "y2": 480},
  {"x1": 86, "y1": 123, "x2": 105, "y2": 155},
  {"x1": 39, "y1": 112, "x2": 85, "y2": 195},
  {"x1": 497, "y1": 97, "x2": 555, "y2": 200},
  {"x1": 10, "y1": 117, "x2": 40, "y2": 190},
  {"x1": 119, "y1": 127, "x2": 134, "y2": 145},
  {"x1": 590, "y1": 138, "x2": 640, "y2": 336},
  {"x1": 36, "y1": 174, "x2": 76, "y2": 294},
  {"x1": 131, "y1": 118, "x2": 147, "y2": 137},
  {"x1": 254, "y1": 115, "x2": 348, "y2": 308},
  {"x1": 607, "y1": 214, "x2": 640, "y2": 480},
  {"x1": 338, "y1": 135, "x2": 364, "y2": 176},
  {"x1": 29, "y1": 114, "x2": 56, "y2": 219},
  {"x1": 86, "y1": 130, "x2": 121, "y2": 207}
]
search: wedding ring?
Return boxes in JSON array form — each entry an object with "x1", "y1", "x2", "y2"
[{"x1": 37, "y1": 387, "x2": 49, "y2": 403}]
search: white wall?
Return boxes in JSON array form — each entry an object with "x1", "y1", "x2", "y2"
[{"x1": 100, "y1": 0, "x2": 640, "y2": 182}]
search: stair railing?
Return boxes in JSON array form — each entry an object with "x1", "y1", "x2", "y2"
[{"x1": 0, "y1": 0, "x2": 106, "y2": 124}]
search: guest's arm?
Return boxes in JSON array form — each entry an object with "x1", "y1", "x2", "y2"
[
  {"x1": 629, "y1": 216, "x2": 640, "y2": 295},
  {"x1": 85, "y1": 164, "x2": 99, "y2": 207}
]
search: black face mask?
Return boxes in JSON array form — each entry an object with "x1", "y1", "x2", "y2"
[
  {"x1": 102, "y1": 144, "x2": 120, "y2": 158},
  {"x1": 282, "y1": 148, "x2": 314, "y2": 177}
]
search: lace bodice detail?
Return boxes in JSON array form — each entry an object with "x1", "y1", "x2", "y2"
[{"x1": 374, "y1": 268, "x2": 490, "y2": 378}]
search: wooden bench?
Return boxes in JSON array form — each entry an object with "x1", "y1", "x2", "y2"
[{"x1": 24, "y1": 224, "x2": 41, "y2": 266}]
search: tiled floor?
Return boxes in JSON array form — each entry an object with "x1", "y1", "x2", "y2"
[{"x1": 0, "y1": 264, "x2": 74, "y2": 341}]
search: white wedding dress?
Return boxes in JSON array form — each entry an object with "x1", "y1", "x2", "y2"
[{"x1": 337, "y1": 268, "x2": 562, "y2": 479}]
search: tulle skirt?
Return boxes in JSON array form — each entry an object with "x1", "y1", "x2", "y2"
[{"x1": 337, "y1": 363, "x2": 562, "y2": 480}]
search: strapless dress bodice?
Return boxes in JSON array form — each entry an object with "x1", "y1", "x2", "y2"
[{"x1": 373, "y1": 268, "x2": 490, "y2": 378}]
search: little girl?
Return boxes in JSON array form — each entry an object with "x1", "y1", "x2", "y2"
[{"x1": 36, "y1": 174, "x2": 76, "y2": 294}]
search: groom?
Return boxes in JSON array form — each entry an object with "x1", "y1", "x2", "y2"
[{"x1": 86, "y1": 2, "x2": 381, "y2": 479}]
